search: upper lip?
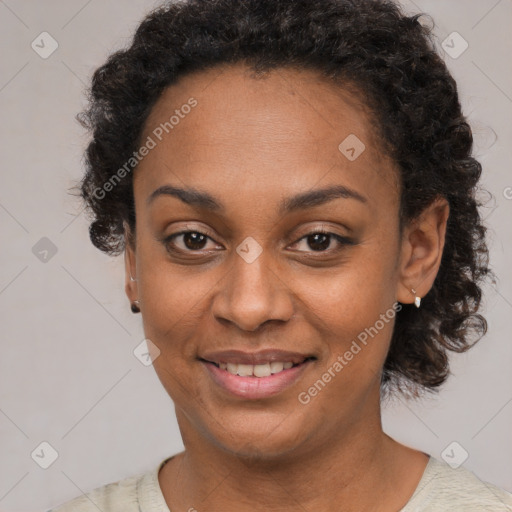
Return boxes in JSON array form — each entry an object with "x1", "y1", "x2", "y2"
[{"x1": 200, "y1": 349, "x2": 315, "y2": 366}]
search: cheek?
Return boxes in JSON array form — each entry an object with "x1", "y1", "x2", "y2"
[
  {"x1": 295, "y1": 244, "x2": 399, "y2": 381},
  {"x1": 297, "y1": 244, "x2": 398, "y2": 327},
  {"x1": 138, "y1": 262, "x2": 209, "y2": 403},
  {"x1": 135, "y1": 224, "x2": 216, "y2": 311},
  {"x1": 135, "y1": 243, "x2": 212, "y2": 360},
  {"x1": 297, "y1": 276, "x2": 398, "y2": 414}
]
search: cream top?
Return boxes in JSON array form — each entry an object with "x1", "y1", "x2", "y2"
[{"x1": 48, "y1": 455, "x2": 512, "y2": 511}]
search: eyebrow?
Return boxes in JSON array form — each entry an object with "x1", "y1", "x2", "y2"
[{"x1": 146, "y1": 184, "x2": 367, "y2": 214}]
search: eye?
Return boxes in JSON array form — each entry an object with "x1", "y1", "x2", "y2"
[
  {"x1": 163, "y1": 231, "x2": 221, "y2": 254},
  {"x1": 161, "y1": 228, "x2": 354, "y2": 256},
  {"x1": 289, "y1": 230, "x2": 354, "y2": 253}
]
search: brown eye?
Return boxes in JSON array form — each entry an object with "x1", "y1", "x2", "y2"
[
  {"x1": 306, "y1": 233, "x2": 331, "y2": 251},
  {"x1": 181, "y1": 232, "x2": 208, "y2": 250},
  {"x1": 163, "y1": 231, "x2": 220, "y2": 254},
  {"x1": 290, "y1": 230, "x2": 354, "y2": 254}
]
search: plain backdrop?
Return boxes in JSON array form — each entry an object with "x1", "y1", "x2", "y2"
[{"x1": 0, "y1": 0, "x2": 511, "y2": 510}]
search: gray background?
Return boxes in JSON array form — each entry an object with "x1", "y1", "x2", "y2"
[{"x1": 0, "y1": 0, "x2": 511, "y2": 510}]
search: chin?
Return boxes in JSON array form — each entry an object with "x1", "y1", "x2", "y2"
[{"x1": 205, "y1": 410, "x2": 314, "y2": 461}]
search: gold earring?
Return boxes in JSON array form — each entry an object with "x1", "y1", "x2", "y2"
[{"x1": 411, "y1": 289, "x2": 421, "y2": 308}]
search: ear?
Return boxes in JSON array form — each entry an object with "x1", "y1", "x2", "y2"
[
  {"x1": 396, "y1": 197, "x2": 450, "y2": 305},
  {"x1": 123, "y1": 221, "x2": 138, "y2": 304}
]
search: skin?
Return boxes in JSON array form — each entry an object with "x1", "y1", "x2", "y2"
[{"x1": 124, "y1": 63, "x2": 449, "y2": 511}]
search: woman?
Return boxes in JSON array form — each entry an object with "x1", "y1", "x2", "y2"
[{"x1": 48, "y1": 0, "x2": 512, "y2": 510}]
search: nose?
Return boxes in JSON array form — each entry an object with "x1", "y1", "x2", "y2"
[{"x1": 211, "y1": 248, "x2": 294, "y2": 332}]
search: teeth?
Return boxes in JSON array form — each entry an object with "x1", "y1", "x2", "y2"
[
  {"x1": 237, "y1": 364, "x2": 253, "y2": 377},
  {"x1": 270, "y1": 361, "x2": 284, "y2": 374},
  {"x1": 253, "y1": 363, "x2": 271, "y2": 377},
  {"x1": 219, "y1": 361, "x2": 297, "y2": 377}
]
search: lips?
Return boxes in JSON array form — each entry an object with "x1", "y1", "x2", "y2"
[
  {"x1": 199, "y1": 349, "x2": 316, "y2": 399},
  {"x1": 200, "y1": 349, "x2": 313, "y2": 366}
]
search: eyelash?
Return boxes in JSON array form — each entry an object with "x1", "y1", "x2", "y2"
[{"x1": 161, "y1": 228, "x2": 354, "y2": 256}]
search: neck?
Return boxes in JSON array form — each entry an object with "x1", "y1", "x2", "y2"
[{"x1": 158, "y1": 393, "x2": 422, "y2": 511}]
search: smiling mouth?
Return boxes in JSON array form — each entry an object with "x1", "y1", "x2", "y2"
[{"x1": 200, "y1": 357, "x2": 316, "y2": 378}]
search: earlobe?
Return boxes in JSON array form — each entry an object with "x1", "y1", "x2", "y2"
[{"x1": 396, "y1": 197, "x2": 450, "y2": 306}]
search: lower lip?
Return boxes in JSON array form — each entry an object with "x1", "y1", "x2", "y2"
[{"x1": 202, "y1": 361, "x2": 313, "y2": 399}]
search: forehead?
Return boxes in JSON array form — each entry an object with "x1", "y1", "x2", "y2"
[{"x1": 135, "y1": 63, "x2": 399, "y2": 211}]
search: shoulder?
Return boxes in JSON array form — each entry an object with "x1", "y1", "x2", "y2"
[
  {"x1": 403, "y1": 456, "x2": 512, "y2": 511},
  {"x1": 46, "y1": 457, "x2": 173, "y2": 512},
  {"x1": 46, "y1": 473, "x2": 142, "y2": 512}
]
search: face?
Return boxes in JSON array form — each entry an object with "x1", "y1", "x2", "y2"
[{"x1": 125, "y1": 64, "x2": 417, "y2": 459}]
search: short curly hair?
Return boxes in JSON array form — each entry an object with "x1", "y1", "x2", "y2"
[{"x1": 77, "y1": 0, "x2": 491, "y2": 396}]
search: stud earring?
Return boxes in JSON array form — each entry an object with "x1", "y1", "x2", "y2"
[
  {"x1": 131, "y1": 300, "x2": 140, "y2": 313},
  {"x1": 411, "y1": 289, "x2": 421, "y2": 308},
  {"x1": 130, "y1": 274, "x2": 137, "y2": 282}
]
